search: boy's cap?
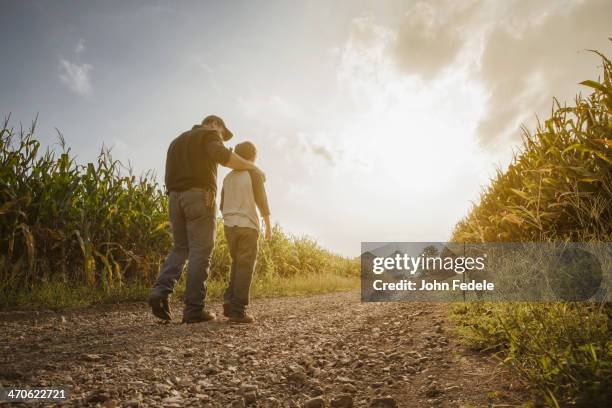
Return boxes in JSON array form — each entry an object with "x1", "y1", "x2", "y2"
[
  {"x1": 202, "y1": 115, "x2": 233, "y2": 141},
  {"x1": 234, "y1": 141, "x2": 257, "y2": 160}
]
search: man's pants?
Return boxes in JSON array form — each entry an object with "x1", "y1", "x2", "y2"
[
  {"x1": 223, "y1": 226, "x2": 259, "y2": 315},
  {"x1": 150, "y1": 189, "x2": 215, "y2": 318}
]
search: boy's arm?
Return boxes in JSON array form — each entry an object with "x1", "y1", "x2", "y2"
[{"x1": 248, "y1": 170, "x2": 272, "y2": 240}]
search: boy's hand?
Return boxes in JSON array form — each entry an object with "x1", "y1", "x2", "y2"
[{"x1": 265, "y1": 225, "x2": 272, "y2": 241}]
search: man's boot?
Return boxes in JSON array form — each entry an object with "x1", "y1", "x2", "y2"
[{"x1": 148, "y1": 295, "x2": 171, "y2": 321}]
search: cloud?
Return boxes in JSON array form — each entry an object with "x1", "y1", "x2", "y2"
[
  {"x1": 58, "y1": 39, "x2": 93, "y2": 96},
  {"x1": 297, "y1": 133, "x2": 339, "y2": 165},
  {"x1": 309, "y1": 144, "x2": 334, "y2": 164},
  {"x1": 74, "y1": 38, "x2": 86, "y2": 55},
  {"x1": 58, "y1": 59, "x2": 93, "y2": 95},
  {"x1": 348, "y1": 0, "x2": 612, "y2": 148},
  {"x1": 337, "y1": 15, "x2": 396, "y2": 97},
  {"x1": 236, "y1": 94, "x2": 341, "y2": 165},
  {"x1": 393, "y1": 0, "x2": 480, "y2": 79},
  {"x1": 192, "y1": 55, "x2": 214, "y2": 73},
  {"x1": 475, "y1": 0, "x2": 612, "y2": 147}
]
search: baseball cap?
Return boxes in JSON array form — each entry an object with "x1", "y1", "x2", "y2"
[{"x1": 202, "y1": 115, "x2": 233, "y2": 141}]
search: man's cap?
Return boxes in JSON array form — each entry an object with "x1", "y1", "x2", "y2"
[{"x1": 202, "y1": 115, "x2": 233, "y2": 141}]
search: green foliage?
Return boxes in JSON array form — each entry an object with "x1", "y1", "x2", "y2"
[
  {"x1": 451, "y1": 49, "x2": 612, "y2": 407},
  {"x1": 0, "y1": 118, "x2": 170, "y2": 293},
  {"x1": 452, "y1": 52, "x2": 611, "y2": 243},
  {"x1": 0, "y1": 118, "x2": 358, "y2": 310},
  {"x1": 452, "y1": 302, "x2": 611, "y2": 407}
]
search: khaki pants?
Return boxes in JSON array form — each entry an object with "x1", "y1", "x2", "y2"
[
  {"x1": 223, "y1": 225, "x2": 259, "y2": 315},
  {"x1": 150, "y1": 189, "x2": 216, "y2": 318}
]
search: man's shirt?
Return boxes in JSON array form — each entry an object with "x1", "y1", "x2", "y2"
[
  {"x1": 220, "y1": 170, "x2": 270, "y2": 231},
  {"x1": 164, "y1": 124, "x2": 231, "y2": 194}
]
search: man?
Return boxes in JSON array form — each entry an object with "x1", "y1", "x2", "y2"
[
  {"x1": 220, "y1": 141, "x2": 271, "y2": 324},
  {"x1": 148, "y1": 115, "x2": 263, "y2": 324}
]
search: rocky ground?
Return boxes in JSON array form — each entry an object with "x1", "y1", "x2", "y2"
[{"x1": 0, "y1": 291, "x2": 530, "y2": 407}]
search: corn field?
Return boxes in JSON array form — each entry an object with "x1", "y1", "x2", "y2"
[
  {"x1": 453, "y1": 51, "x2": 611, "y2": 243},
  {"x1": 0, "y1": 117, "x2": 357, "y2": 308},
  {"x1": 0, "y1": 118, "x2": 171, "y2": 293},
  {"x1": 452, "y1": 50, "x2": 611, "y2": 407}
]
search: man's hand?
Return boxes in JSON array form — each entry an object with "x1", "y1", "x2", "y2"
[
  {"x1": 252, "y1": 166, "x2": 266, "y2": 182},
  {"x1": 225, "y1": 152, "x2": 259, "y2": 172}
]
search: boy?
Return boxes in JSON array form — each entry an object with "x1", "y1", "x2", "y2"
[{"x1": 220, "y1": 141, "x2": 271, "y2": 323}]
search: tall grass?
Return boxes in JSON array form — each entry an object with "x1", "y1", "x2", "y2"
[
  {"x1": 0, "y1": 117, "x2": 358, "y2": 310},
  {"x1": 451, "y1": 50, "x2": 611, "y2": 407}
]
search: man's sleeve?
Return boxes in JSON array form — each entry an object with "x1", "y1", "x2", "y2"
[
  {"x1": 204, "y1": 133, "x2": 232, "y2": 165},
  {"x1": 248, "y1": 170, "x2": 271, "y2": 216}
]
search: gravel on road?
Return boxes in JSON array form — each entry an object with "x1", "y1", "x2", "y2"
[{"x1": 0, "y1": 291, "x2": 528, "y2": 407}]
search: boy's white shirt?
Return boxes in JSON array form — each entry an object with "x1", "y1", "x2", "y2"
[{"x1": 221, "y1": 170, "x2": 261, "y2": 231}]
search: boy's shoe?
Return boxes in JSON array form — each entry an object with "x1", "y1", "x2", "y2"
[
  {"x1": 222, "y1": 303, "x2": 231, "y2": 317},
  {"x1": 223, "y1": 303, "x2": 254, "y2": 323},
  {"x1": 227, "y1": 312, "x2": 255, "y2": 324},
  {"x1": 181, "y1": 310, "x2": 217, "y2": 324},
  {"x1": 148, "y1": 295, "x2": 171, "y2": 321}
]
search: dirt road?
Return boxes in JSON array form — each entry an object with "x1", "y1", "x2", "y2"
[{"x1": 0, "y1": 292, "x2": 528, "y2": 407}]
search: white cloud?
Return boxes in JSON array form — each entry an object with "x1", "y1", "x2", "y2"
[
  {"x1": 193, "y1": 55, "x2": 214, "y2": 73},
  {"x1": 236, "y1": 95, "x2": 342, "y2": 166},
  {"x1": 75, "y1": 38, "x2": 86, "y2": 55},
  {"x1": 296, "y1": 131, "x2": 341, "y2": 166},
  {"x1": 58, "y1": 39, "x2": 93, "y2": 96},
  {"x1": 58, "y1": 59, "x2": 93, "y2": 96},
  {"x1": 337, "y1": 15, "x2": 396, "y2": 99}
]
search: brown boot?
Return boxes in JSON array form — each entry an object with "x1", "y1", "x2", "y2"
[
  {"x1": 148, "y1": 295, "x2": 171, "y2": 321},
  {"x1": 228, "y1": 312, "x2": 255, "y2": 324},
  {"x1": 222, "y1": 303, "x2": 231, "y2": 317},
  {"x1": 182, "y1": 310, "x2": 216, "y2": 324}
]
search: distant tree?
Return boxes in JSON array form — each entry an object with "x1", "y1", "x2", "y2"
[
  {"x1": 420, "y1": 245, "x2": 440, "y2": 277},
  {"x1": 422, "y1": 245, "x2": 439, "y2": 257}
]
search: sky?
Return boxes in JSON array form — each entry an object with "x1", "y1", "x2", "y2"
[{"x1": 1, "y1": 0, "x2": 611, "y2": 256}]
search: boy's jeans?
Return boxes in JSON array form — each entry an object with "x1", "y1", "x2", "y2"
[
  {"x1": 150, "y1": 189, "x2": 216, "y2": 318},
  {"x1": 223, "y1": 225, "x2": 259, "y2": 315}
]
